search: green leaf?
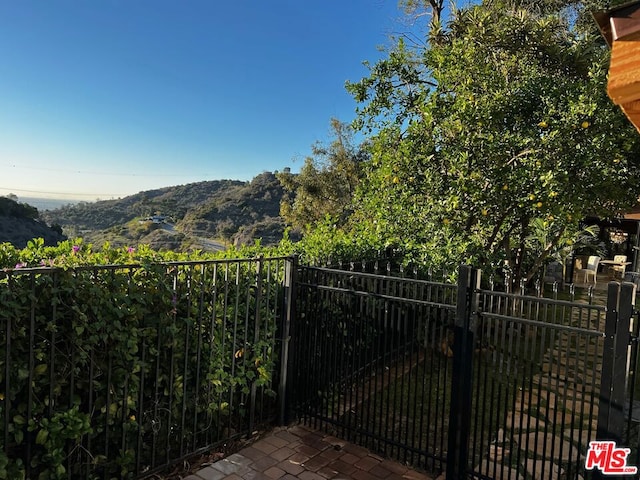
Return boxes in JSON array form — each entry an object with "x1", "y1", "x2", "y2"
[{"x1": 35, "y1": 429, "x2": 48, "y2": 445}]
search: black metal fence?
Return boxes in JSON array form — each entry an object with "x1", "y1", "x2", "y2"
[
  {"x1": 289, "y1": 264, "x2": 639, "y2": 479},
  {"x1": 455, "y1": 269, "x2": 627, "y2": 480},
  {"x1": 0, "y1": 257, "x2": 292, "y2": 479},
  {"x1": 289, "y1": 265, "x2": 458, "y2": 471},
  {"x1": 2, "y1": 256, "x2": 639, "y2": 479}
]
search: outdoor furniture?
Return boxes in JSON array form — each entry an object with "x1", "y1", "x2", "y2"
[
  {"x1": 600, "y1": 255, "x2": 631, "y2": 279},
  {"x1": 612, "y1": 255, "x2": 628, "y2": 278},
  {"x1": 575, "y1": 255, "x2": 601, "y2": 284}
]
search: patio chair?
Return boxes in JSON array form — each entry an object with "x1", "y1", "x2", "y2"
[
  {"x1": 612, "y1": 254, "x2": 628, "y2": 279},
  {"x1": 575, "y1": 255, "x2": 600, "y2": 284}
]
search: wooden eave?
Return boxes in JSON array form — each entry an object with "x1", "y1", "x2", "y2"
[{"x1": 595, "y1": 1, "x2": 640, "y2": 131}]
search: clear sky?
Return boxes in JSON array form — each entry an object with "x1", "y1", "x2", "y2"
[{"x1": 0, "y1": 1, "x2": 413, "y2": 200}]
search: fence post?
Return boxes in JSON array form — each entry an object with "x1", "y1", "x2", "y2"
[
  {"x1": 614, "y1": 283, "x2": 635, "y2": 435},
  {"x1": 597, "y1": 282, "x2": 633, "y2": 442},
  {"x1": 446, "y1": 265, "x2": 480, "y2": 479},
  {"x1": 597, "y1": 283, "x2": 621, "y2": 447},
  {"x1": 278, "y1": 255, "x2": 297, "y2": 425},
  {"x1": 595, "y1": 281, "x2": 636, "y2": 479}
]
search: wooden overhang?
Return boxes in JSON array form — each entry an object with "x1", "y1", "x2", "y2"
[{"x1": 594, "y1": 1, "x2": 640, "y2": 131}]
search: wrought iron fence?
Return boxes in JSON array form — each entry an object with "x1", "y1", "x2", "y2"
[
  {"x1": 2, "y1": 255, "x2": 638, "y2": 479},
  {"x1": 289, "y1": 266, "x2": 458, "y2": 472},
  {"x1": 458, "y1": 272, "x2": 614, "y2": 480},
  {"x1": 290, "y1": 264, "x2": 637, "y2": 480},
  {"x1": 0, "y1": 257, "x2": 292, "y2": 479}
]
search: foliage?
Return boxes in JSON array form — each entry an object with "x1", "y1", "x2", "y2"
[
  {"x1": 345, "y1": 0, "x2": 640, "y2": 285},
  {"x1": 288, "y1": 218, "x2": 387, "y2": 266},
  {"x1": 277, "y1": 119, "x2": 368, "y2": 232},
  {"x1": 526, "y1": 221, "x2": 600, "y2": 264},
  {"x1": 0, "y1": 243, "x2": 285, "y2": 478}
]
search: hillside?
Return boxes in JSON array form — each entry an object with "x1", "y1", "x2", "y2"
[
  {"x1": 41, "y1": 172, "x2": 294, "y2": 251},
  {"x1": 41, "y1": 179, "x2": 245, "y2": 231},
  {"x1": 0, "y1": 196, "x2": 67, "y2": 248}
]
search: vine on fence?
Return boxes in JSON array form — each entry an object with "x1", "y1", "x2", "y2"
[{"x1": 0, "y1": 242, "x2": 285, "y2": 479}]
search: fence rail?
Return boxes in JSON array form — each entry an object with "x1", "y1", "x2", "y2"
[{"x1": 0, "y1": 257, "x2": 291, "y2": 479}]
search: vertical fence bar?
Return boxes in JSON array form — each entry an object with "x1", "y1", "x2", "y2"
[
  {"x1": 136, "y1": 338, "x2": 146, "y2": 476},
  {"x1": 278, "y1": 256, "x2": 297, "y2": 425},
  {"x1": 165, "y1": 270, "x2": 178, "y2": 464},
  {"x1": 241, "y1": 262, "x2": 252, "y2": 425},
  {"x1": 25, "y1": 273, "x2": 36, "y2": 478},
  {"x1": 151, "y1": 273, "x2": 162, "y2": 468},
  {"x1": 49, "y1": 272, "x2": 57, "y2": 421},
  {"x1": 104, "y1": 353, "x2": 112, "y2": 480},
  {"x1": 3, "y1": 274, "x2": 11, "y2": 461},
  {"x1": 249, "y1": 257, "x2": 263, "y2": 434},
  {"x1": 192, "y1": 264, "x2": 205, "y2": 454},
  {"x1": 206, "y1": 262, "x2": 219, "y2": 447},
  {"x1": 614, "y1": 283, "x2": 636, "y2": 438},
  {"x1": 597, "y1": 282, "x2": 625, "y2": 445},
  {"x1": 180, "y1": 266, "x2": 191, "y2": 457},
  {"x1": 446, "y1": 265, "x2": 480, "y2": 479},
  {"x1": 229, "y1": 262, "x2": 241, "y2": 434}
]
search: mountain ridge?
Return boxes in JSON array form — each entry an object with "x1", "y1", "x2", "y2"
[{"x1": 39, "y1": 172, "x2": 293, "y2": 251}]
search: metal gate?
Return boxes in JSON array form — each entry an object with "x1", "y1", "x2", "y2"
[{"x1": 287, "y1": 264, "x2": 638, "y2": 479}]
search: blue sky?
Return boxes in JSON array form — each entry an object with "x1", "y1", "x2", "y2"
[{"x1": 0, "y1": 1, "x2": 413, "y2": 200}]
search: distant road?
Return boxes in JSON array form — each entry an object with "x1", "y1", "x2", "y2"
[
  {"x1": 197, "y1": 237, "x2": 226, "y2": 251},
  {"x1": 162, "y1": 223, "x2": 226, "y2": 252}
]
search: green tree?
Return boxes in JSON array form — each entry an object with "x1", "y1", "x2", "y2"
[
  {"x1": 347, "y1": 0, "x2": 640, "y2": 285},
  {"x1": 277, "y1": 119, "x2": 368, "y2": 232}
]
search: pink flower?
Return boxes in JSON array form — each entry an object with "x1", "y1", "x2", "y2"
[
  {"x1": 127, "y1": 247, "x2": 135, "y2": 254},
  {"x1": 72, "y1": 245, "x2": 80, "y2": 254},
  {"x1": 14, "y1": 262, "x2": 27, "y2": 269}
]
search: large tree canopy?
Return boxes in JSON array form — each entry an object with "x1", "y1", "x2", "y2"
[
  {"x1": 277, "y1": 119, "x2": 367, "y2": 232},
  {"x1": 345, "y1": 0, "x2": 640, "y2": 284}
]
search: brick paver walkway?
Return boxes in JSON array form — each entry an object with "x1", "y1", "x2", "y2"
[{"x1": 185, "y1": 425, "x2": 432, "y2": 480}]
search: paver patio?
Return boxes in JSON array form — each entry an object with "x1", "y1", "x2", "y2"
[{"x1": 185, "y1": 425, "x2": 433, "y2": 480}]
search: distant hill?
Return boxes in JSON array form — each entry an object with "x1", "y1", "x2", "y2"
[
  {"x1": 0, "y1": 196, "x2": 67, "y2": 248},
  {"x1": 40, "y1": 172, "x2": 295, "y2": 251}
]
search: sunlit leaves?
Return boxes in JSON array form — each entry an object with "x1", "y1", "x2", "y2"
[
  {"x1": 277, "y1": 119, "x2": 367, "y2": 232},
  {"x1": 349, "y1": 1, "x2": 640, "y2": 282}
]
